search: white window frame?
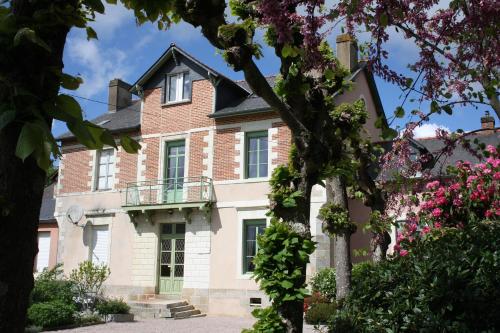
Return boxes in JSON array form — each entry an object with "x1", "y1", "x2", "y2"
[
  {"x1": 166, "y1": 72, "x2": 191, "y2": 103},
  {"x1": 95, "y1": 148, "x2": 115, "y2": 191}
]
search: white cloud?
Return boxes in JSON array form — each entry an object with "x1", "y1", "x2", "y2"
[
  {"x1": 413, "y1": 123, "x2": 451, "y2": 138},
  {"x1": 66, "y1": 37, "x2": 129, "y2": 98},
  {"x1": 88, "y1": 3, "x2": 133, "y2": 39}
]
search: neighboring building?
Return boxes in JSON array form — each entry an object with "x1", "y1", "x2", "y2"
[
  {"x1": 54, "y1": 35, "x2": 394, "y2": 316},
  {"x1": 36, "y1": 172, "x2": 59, "y2": 273}
]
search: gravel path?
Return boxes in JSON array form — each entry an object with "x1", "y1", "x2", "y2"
[{"x1": 52, "y1": 316, "x2": 321, "y2": 333}]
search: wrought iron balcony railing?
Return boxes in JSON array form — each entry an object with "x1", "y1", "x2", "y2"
[{"x1": 123, "y1": 176, "x2": 214, "y2": 208}]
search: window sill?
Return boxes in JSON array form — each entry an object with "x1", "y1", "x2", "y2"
[
  {"x1": 161, "y1": 99, "x2": 191, "y2": 107},
  {"x1": 237, "y1": 273, "x2": 254, "y2": 280}
]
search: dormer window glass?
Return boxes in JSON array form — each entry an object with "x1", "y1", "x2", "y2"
[{"x1": 167, "y1": 72, "x2": 191, "y2": 103}]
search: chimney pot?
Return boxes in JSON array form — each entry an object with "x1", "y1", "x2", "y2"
[
  {"x1": 336, "y1": 34, "x2": 358, "y2": 72},
  {"x1": 480, "y1": 111, "x2": 495, "y2": 133},
  {"x1": 108, "y1": 79, "x2": 132, "y2": 113}
]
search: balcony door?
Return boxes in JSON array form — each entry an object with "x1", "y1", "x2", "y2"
[{"x1": 164, "y1": 140, "x2": 185, "y2": 203}]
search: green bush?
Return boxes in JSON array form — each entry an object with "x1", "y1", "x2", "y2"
[
  {"x1": 310, "y1": 268, "x2": 336, "y2": 301},
  {"x1": 70, "y1": 261, "x2": 110, "y2": 311},
  {"x1": 75, "y1": 313, "x2": 103, "y2": 326},
  {"x1": 330, "y1": 221, "x2": 500, "y2": 332},
  {"x1": 305, "y1": 303, "x2": 337, "y2": 325},
  {"x1": 95, "y1": 298, "x2": 130, "y2": 315},
  {"x1": 242, "y1": 306, "x2": 286, "y2": 333},
  {"x1": 31, "y1": 264, "x2": 75, "y2": 305},
  {"x1": 27, "y1": 301, "x2": 76, "y2": 329}
]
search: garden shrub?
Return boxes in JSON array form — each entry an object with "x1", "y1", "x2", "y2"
[
  {"x1": 330, "y1": 220, "x2": 500, "y2": 332},
  {"x1": 310, "y1": 268, "x2": 336, "y2": 301},
  {"x1": 305, "y1": 302, "x2": 337, "y2": 325},
  {"x1": 329, "y1": 148, "x2": 500, "y2": 332},
  {"x1": 95, "y1": 298, "x2": 130, "y2": 316},
  {"x1": 242, "y1": 306, "x2": 286, "y2": 333},
  {"x1": 31, "y1": 264, "x2": 75, "y2": 305},
  {"x1": 27, "y1": 301, "x2": 76, "y2": 329},
  {"x1": 70, "y1": 261, "x2": 110, "y2": 311}
]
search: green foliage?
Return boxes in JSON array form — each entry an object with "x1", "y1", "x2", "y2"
[
  {"x1": 310, "y1": 268, "x2": 336, "y2": 302},
  {"x1": 96, "y1": 298, "x2": 130, "y2": 315},
  {"x1": 305, "y1": 302, "x2": 337, "y2": 325},
  {"x1": 75, "y1": 313, "x2": 103, "y2": 326},
  {"x1": 319, "y1": 203, "x2": 357, "y2": 235},
  {"x1": 27, "y1": 301, "x2": 76, "y2": 329},
  {"x1": 242, "y1": 306, "x2": 286, "y2": 333},
  {"x1": 330, "y1": 220, "x2": 500, "y2": 332},
  {"x1": 268, "y1": 164, "x2": 303, "y2": 220},
  {"x1": 0, "y1": 1, "x2": 141, "y2": 172},
  {"x1": 365, "y1": 210, "x2": 393, "y2": 235},
  {"x1": 252, "y1": 220, "x2": 315, "y2": 304},
  {"x1": 69, "y1": 261, "x2": 110, "y2": 311},
  {"x1": 31, "y1": 264, "x2": 75, "y2": 305}
]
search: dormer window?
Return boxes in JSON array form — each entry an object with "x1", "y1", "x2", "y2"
[{"x1": 167, "y1": 72, "x2": 191, "y2": 103}]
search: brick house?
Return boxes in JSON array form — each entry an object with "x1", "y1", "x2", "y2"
[{"x1": 55, "y1": 35, "x2": 389, "y2": 316}]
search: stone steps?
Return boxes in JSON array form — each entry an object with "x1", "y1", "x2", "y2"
[{"x1": 128, "y1": 297, "x2": 205, "y2": 320}]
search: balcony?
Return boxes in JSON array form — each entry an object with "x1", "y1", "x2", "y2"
[{"x1": 122, "y1": 177, "x2": 214, "y2": 223}]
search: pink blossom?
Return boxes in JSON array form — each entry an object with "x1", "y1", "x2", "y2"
[
  {"x1": 486, "y1": 145, "x2": 497, "y2": 155},
  {"x1": 452, "y1": 198, "x2": 463, "y2": 207},
  {"x1": 435, "y1": 196, "x2": 447, "y2": 205},
  {"x1": 449, "y1": 183, "x2": 461, "y2": 191},
  {"x1": 422, "y1": 226, "x2": 431, "y2": 234},
  {"x1": 400, "y1": 249, "x2": 409, "y2": 256},
  {"x1": 426, "y1": 180, "x2": 440, "y2": 190},
  {"x1": 432, "y1": 208, "x2": 442, "y2": 217},
  {"x1": 434, "y1": 222, "x2": 442, "y2": 229}
]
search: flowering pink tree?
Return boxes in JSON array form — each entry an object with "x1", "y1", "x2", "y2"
[
  {"x1": 395, "y1": 145, "x2": 500, "y2": 255},
  {"x1": 339, "y1": 0, "x2": 500, "y2": 119}
]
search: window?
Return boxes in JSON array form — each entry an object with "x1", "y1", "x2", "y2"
[
  {"x1": 243, "y1": 219, "x2": 266, "y2": 273},
  {"x1": 166, "y1": 72, "x2": 191, "y2": 103},
  {"x1": 89, "y1": 225, "x2": 109, "y2": 265},
  {"x1": 96, "y1": 149, "x2": 115, "y2": 190},
  {"x1": 36, "y1": 232, "x2": 51, "y2": 272},
  {"x1": 245, "y1": 131, "x2": 268, "y2": 179}
]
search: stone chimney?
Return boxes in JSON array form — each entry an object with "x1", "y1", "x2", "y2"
[
  {"x1": 336, "y1": 34, "x2": 358, "y2": 72},
  {"x1": 480, "y1": 111, "x2": 495, "y2": 134},
  {"x1": 108, "y1": 78, "x2": 132, "y2": 113}
]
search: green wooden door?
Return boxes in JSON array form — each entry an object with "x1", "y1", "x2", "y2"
[
  {"x1": 159, "y1": 223, "x2": 185, "y2": 294},
  {"x1": 164, "y1": 141, "x2": 185, "y2": 203}
]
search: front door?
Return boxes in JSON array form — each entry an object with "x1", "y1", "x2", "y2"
[
  {"x1": 159, "y1": 223, "x2": 185, "y2": 294},
  {"x1": 164, "y1": 141, "x2": 185, "y2": 203}
]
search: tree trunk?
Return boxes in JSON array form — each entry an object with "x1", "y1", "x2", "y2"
[
  {"x1": 0, "y1": 125, "x2": 45, "y2": 333},
  {"x1": 325, "y1": 177, "x2": 352, "y2": 301},
  {"x1": 0, "y1": 1, "x2": 75, "y2": 331},
  {"x1": 371, "y1": 231, "x2": 391, "y2": 262}
]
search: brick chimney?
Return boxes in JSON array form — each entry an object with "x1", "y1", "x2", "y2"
[
  {"x1": 480, "y1": 111, "x2": 495, "y2": 134},
  {"x1": 336, "y1": 34, "x2": 358, "y2": 72},
  {"x1": 108, "y1": 78, "x2": 132, "y2": 113}
]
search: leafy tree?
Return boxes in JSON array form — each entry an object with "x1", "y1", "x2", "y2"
[{"x1": 0, "y1": 1, "x2": 139, "y2": 332}]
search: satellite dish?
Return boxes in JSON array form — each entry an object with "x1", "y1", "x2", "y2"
[{"x1": 66, "y1": 205, "x2": 84, "y2": 224}]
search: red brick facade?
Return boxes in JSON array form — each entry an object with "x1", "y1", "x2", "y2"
[{"x1": 58, "y1": 78, "x2": 296, "y2": 193}]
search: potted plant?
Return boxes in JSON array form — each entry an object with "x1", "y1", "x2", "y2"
[{"x1": 96, "y1": 298, "x2": 133, "y2": 322}]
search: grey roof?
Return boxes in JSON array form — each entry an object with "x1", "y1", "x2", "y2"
[
  {"x1": 379, "y1": 130, "x2": 500, "y2": 180},
  {"x1": 39, "y1": 183, "x2": 56, "y2": 223},
  {"x1": 419, "y1": 131, "x2": 500, "y2": 176},
  {"x1": 210, "y1": 77, "x2": 276, "y2": 118},
  {"x1": 56, "y1": 100, "x2": 141, "y2": 141},
  {"x1": 211, "y1": 64, "x2": 384, "y2": 119},
  {"x1": 131, "y1": 44, "x2": 247, "y2": 95}
]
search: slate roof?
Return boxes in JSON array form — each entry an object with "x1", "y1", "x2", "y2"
[
  {"x1": 379, "y1": 130, "x2": 500, "y2": 180},
  {"x1": 211, "y1": 63, "x2": 384, "y2": 119},
  {"x1": 56, "y1": 100, "x2": 141, "y2": 141},
  {"x1": 210, "y1": 77, "x2": 276, "y2": 118},
  {"x1": 39, "y1": 183, "x2": 56, "y2": 223},
  {"x1": 419, "y1": 131, "x2": 500, "y2": 176}
]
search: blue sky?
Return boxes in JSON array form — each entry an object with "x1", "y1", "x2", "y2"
[{"x1": 55, "y1": 3, "x2": 496, "y2": 138}]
